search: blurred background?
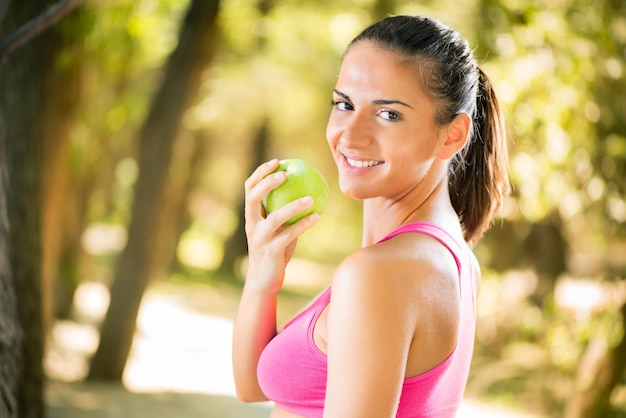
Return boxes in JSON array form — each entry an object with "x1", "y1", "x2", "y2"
[{"x1": 1, "y1": 0, "x2": 625, "y2": 417}]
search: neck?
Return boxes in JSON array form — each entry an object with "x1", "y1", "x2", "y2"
[{"x1": 361, "y1": 178, "x2": 458, "y2": 246}]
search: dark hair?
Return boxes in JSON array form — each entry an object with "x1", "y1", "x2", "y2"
[{"x1": 349, "y1": 15, "x2": 510, "y2": 244}]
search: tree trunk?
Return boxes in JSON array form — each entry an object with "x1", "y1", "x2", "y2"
[
  {"x1": 0, "y1": 0, "x2": 83, "y2": 414},
  {"x1": 523, "y1": 211, "x2": 567, "y2": 307},
  {"x1": 218, "y1": 118, "x2": 270, "y2": 278},
  {"x1": 39, "y1": 3, "x2": 83, "y2": 328},
  {"x1": 0, "y1": 1, "x2": 56, "y2": 415},
  {"x1": 566, "y1": 300, "x2": 626, "y2": 417},
  {"x1": 88, "y1": 0, "x2": 221, "y2": 381},
  {"x1": 152, "y1": 130, "x2": 210, "y2": 279},
  {"x1": 0, "y1": 7, "x2": 20, "y2": 413},
  {"x1": 0, "y1": 110, "x2": 21, "y2": 418}
]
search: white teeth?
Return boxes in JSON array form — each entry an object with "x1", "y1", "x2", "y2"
[{"x1": 347, "y1": 158, "x2": 383, "y2": 168}]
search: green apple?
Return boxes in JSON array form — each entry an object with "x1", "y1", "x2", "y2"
[{"x1": 262, "y1": 159, "x2": 329, "y2": 225}]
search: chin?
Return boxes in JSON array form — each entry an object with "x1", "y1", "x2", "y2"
[{"x1": 339, "y1": 182, "x2": 371, "y2": 200}]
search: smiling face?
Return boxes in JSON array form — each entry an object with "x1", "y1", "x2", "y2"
[{"x1": 326, "y1": 42, "x2": 448, "y2": 202}]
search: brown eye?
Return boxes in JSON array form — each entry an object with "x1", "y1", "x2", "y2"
[
  {"x1": 332, "y1": 100, "x2": 353, "y2": 111},
  {"x1": 380, "y1": 109, "x2": 401, "y2": 121}
]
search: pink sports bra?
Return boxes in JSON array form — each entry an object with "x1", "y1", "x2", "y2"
[{"x1": 257, "y1": 221, "x2": 477, "y2": 417}]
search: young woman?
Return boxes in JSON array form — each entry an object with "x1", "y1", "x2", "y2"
[{"x1": 232, "y1": 15, "x2": 509, "y2": 418}]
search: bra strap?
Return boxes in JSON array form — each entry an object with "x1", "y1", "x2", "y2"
[{"x1": 379, "y1": 221, "x2": 465, "y2": 275}]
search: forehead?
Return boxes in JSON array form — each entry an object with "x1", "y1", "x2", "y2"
[{"x1": 337, "y1": 42, "x2": 428, "y2": 103}]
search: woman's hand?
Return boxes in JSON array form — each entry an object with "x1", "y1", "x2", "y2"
[
  {"x1": 243, "y1": 159, "x2": 320, "y2": 294},
  {"x1": 233, "y1": 159, "x2": 321, "y2": 402}
]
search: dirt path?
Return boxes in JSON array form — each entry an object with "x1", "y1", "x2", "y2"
[{"x1": 46, "y1": 380, "x2": 272, "y2": 418}]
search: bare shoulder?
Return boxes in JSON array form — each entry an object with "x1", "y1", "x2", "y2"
[
  {"x1": 323, "y1": 230, "x2": 464, "y2": 386},
  {"x1": 331, "y1": 232, "x2": 461, "y2": 320}
]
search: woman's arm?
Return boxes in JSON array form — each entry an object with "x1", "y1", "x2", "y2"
[
  {"x1": 323, "y1": 250, "x2": 416, "y2": 417},
  {"x1": 232, "y1": 282, "x2": 279, "y2": 402},
  {"x1": 232, "y1": 159, "x2": 320, "y2": 402},
  {"x1": 323, "y1": 236, "x2": 460, "y2": 417}
]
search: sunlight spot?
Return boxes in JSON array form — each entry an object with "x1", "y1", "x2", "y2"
[
  {"x1": 512, "y1": 152, "x2": 543, "y2": 214},
  {"x1": 177, "y1": 232, "x2": 222, "y2": 270},
  {"x1": 495, "y1": 33, "x2": 517, "y2": 58},
  {"x1": 607, "y1": 195, "x2": 626, "y2": 223},
  {"x1": 284, "y1": 258, "x2": 333, "y2": 292},
  {"x1": 458, "y1": 399, "x2": 537, "y2": 417},
  {"x1": 554, "y1": 278, "x2": 605, "y2": 316},
  {"x1": 586, "y1": 177, "x2": 605, "y2": 202},
  {"x1": 513, "y1": 56, "x2": 539, "y2": 84},
  {"x1": 54, "y1": 321, "x2": 99, "y2": 357},
  {"x1": 190, "y1": 98, "x2": 221, "y2": 126},
  {"x1": 611, "y1": 17, "x2": 626, "y2": 43},
  {"x1": 545, "y1": 171, "x2": 568, "y2": 204},
  {"x1": 501, "y1": 270, "x2": 538, "y2": 303},
  {"x1": 522, "y1": 306, "x2": 543, "y2": 331},
  {"x1": 606, "y1": 57, "x2": 622, "y2": 79},
  {"x1": 574, "y1": 148, "x2": 593, "y2": 181},
  {"x1": 584, "y1": 101, "x2": 600, "y2": 123},
  {"x1": 502, "y1": 341, "x2": 549, "y2": 369},
  {"x1": 499, "y1": 197, "x2": 520, "y2": 220},
  {"x1": 496, "y1": 80, "x2": 517, "y2": 104},
  {"x1": 545, "y1": 123, "x2": 571, "y2": 164},
  {"x1": 512, "y1": 152, "x2": 538, "y2": 181},
  {"x1": 514, "y1": 103, "x2": 535, "y2": 129},
  {"x1": 115, "y1": 158, "x2": 138, "y2": 187},
  {"x1": 328, "y1": 12, "x2": 366, "y2": 53},
  {"x1": 554, "y1": 86, "x2": 578, "y2": 106},
  {"x1": 68, "y1": 391, "x2": 103, "y2": 410},
  {"x1": 124, "y1": 294, "x2": 237, "y2": 396},
  {"x1": 601, "y1": 155, "x2": 616, "y2": 178},
  {"x1": 519, "y1": 198, "x2": 542, "y2": 221},
  {"x1": 45, "y1": 321, "x2": 99, "y2": 381},
  {"x1": 81, "y1": 223, "x2": 127, "y2": 255},
  {"x1": 559, "y1": 191, "x2": 582, "y2": 220},
  {"x1": 73, "y1": 282, "x2": 110, "y2": 322},
  {"x1": 612, "y1": 385, "x2": 626, "y2": 409}
]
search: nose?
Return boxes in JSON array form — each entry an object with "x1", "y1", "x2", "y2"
[{"x1": 328, "y1": 110, "x2": 373, "y2": 148}]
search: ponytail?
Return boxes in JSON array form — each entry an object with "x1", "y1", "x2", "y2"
[{"x1": 449, "y1": 68, "x2": 510, "y2": 244}]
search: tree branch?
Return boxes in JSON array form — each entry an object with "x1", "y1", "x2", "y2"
[{"x1": 0, "y1": 0, "x2": 84, "y2": 64}]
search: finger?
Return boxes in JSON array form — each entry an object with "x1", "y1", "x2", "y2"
[
  {"x1": 271, "y1": 211, "x2": 321, "y2": 249},
  {"x1": 252, "y1": 210, "x2": 319, "y2": 253},
  {"x1": 244, "y1": 159, "x2": 280, "y2": 192},
  {"x1": 265, "y1": 196, "x2": 315, "y2": 228},
  {"x1": 248, "y1": 195, "x2": 313, "y2": 243},
  {"x1": 244, "y1": 159, "x2": 281, "y2": 221},
  {"x1": 245, "y1": 170, "x2": 286, "y2": 223}
]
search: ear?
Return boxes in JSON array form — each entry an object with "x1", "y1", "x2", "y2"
[{"x1": 436, "y1": 112, "x2": 471, "y2": 160}]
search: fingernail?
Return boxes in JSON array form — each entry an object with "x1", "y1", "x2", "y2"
[
  {"x1": 272, "y1": 172, "x2": 284, "y2": 180},
  {"x1": 300, "y1": 196, "x2": 313, "y2": 205}
]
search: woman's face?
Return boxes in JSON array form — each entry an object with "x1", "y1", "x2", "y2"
[{"x1": 326, "y1": 42, "x2": 446, "y2": 202}]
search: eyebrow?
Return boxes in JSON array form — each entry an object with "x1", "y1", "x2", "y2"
[{"x1": 333, "y1": 89, "x2": 414, "y2": 109}]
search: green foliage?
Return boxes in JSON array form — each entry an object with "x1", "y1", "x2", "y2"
[
  {"x1": 473, "y1": 0, "x2": 626, "y2": 284},
  {"x1": 71, "y1": 0, "x2": 190, "y2": 226}
]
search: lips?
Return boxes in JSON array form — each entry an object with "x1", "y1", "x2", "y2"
[{"x1": 345, "y1": 156, "x2": 384, "y2": 168}]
